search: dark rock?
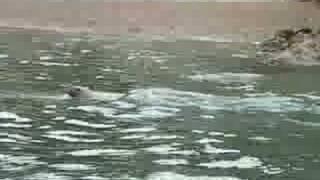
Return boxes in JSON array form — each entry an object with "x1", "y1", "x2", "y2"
[{"x1": 258, "y1": 27, "x2": 320, "y2": 66}]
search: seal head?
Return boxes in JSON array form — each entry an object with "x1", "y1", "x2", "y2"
[{"x1": 66, "y1": 86, "x2": 91, "y2": 98}]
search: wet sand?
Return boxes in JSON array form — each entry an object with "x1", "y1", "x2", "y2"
[{"x1": 0, "y1": 0, "x2": 320, "y2": 40}]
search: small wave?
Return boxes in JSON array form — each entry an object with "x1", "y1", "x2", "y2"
[
  {"x1": 146, "y1": 172, "x2": 243, "y2": 180},
  {"x1": 203, "y1": 144, "x2": 240, "y2": 154},
  {"x1": 127, "y1": 87, "x2": 306, "y2": 114},
  {"x1": 46, "y1": 130, "x2": 96, "y2": 136},
  {"x1": 0, "y1": 123, "x2": 32, "y2": 128},
  {"x1": 44, "y1": 130, "x2": 102, "y2": 143},
  {"x1": 81, "y1": 175, "x2": 106, "y2": 180},
  {"x1": 200, "y1": 115, "x2": 215, "y2": 119},
  {"x1": 294, "y1": 93, "x2": 320, "y2": 100},
  {"x1": 0, "y1": 138, "x2": 16, "y2": 143},
  {"x1": 44, "y1": 134, "x2": 103, "y2": 143},
  {"x1": 144, "y1": 135, "x2": 184, "y2": 140},
  {"x1": 0, "y1": 154, "x2": 44, "y2": 165},
  {"x1": 52, "y1": 116, "x2": 66, "y2": 121},
  {"x1": 114, "y1": 106, "x2": 180, "y2": 120},
  {"x1": 39, "y1": 55, "x2": 53, "y2": 61},
  {"x1": 143, "y1": 144, "x2": 176, "y2": 155},
  {"x1": 188, "y1": 73, "x2": 263, "y2": 84},
  {"x1": 68, "y1": 106, "x2": 117, "y2": 117},
  {"x1": 128, "y1": 88, "x2": 236, "y2": 111},
  {"x1": 120, "y1": 127, "x2": 157, "y2": 133},
  {"x1": 261, "y1": 166, "x2": 284, "y2": 175},
  {"x1": 0, "y1": 132, "x2": 32, "y2": 142},
  {"x1": 208, "y1": 131, "x2": 237, "y2": 137},
  {"x1": 235, "y1": 95, "x2": 304, "y2": 113},
  {"x1": 153, "y1": 159, "x2": 189, "y2": 166},
  {"x1": 25, "y1": 173, "x2": 70, "y2": 180},
  {"x1": 0, "y1": 112, "x2": 32, "y2": 122},
  {"x1": 68, "y1": 149, "x2": 136, "y2": 157},
  {"x1": 38, "y1": 62, "x2": 73, "y2": 67},
  {"x1": 65, "y1": 119, "x2": 116, "y2": 129},
  {"x1": 249, "y1": 136, "x2": 272, "y2": 142},
  {"x1": 137, "y1": 106, "x2": 180, "y2": 118},
  {"x1": 120, "y1": 134, "x2": 183, "y2": 140},
  {"x1": 192, "y1": 130, "x2": 205, "y2": 134},
  {"x1": 120, "y1": 134, "x2": 146, "y2": 140},
  {"x1": 0, "y1": 54, "x2": 8, "y2": 59},
  {"x1": 112, "y1": 101, "x2": 137, "y2": 109},
  {"x1": 199, "y1": 156, "x2": 263, "y2": 169},
  {"x1": 283, "y1": 118, "x2": 320, "y2": 127},
  {"x1": 49, "y1": 163, "x2": 95, "y2": 171},
  {"x1": 231, "y1": 53, "x2": 250, "y2": 59},
  {"x1": 0, "y1": 93, "x2": 70, "y2": 101},
  {"x1": 196, "y1": 138, "x2": 224, "y2": 144},
  {"x1": 144, "y1": 144, "x2": 198, "y2": 156}
]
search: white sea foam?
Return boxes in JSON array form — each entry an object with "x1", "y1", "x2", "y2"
[{"x1": 128, "y1": 88, "x2": 236, "y2": 112}]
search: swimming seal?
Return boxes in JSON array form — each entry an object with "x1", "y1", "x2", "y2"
[
  {"x1": 66, "y1": 86, "x2": 92, "y2": 98},
  {"x1": 66, "y1": 86, "x2": 125, "y2": 101}
]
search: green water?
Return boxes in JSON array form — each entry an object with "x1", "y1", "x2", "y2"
[{"x1": 0, "y1": 30, "x2": 319, "y2": 180}]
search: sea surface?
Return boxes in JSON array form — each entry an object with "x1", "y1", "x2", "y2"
[{"x1": 0, "y1": 29, "x2": 319, "y2": 180}]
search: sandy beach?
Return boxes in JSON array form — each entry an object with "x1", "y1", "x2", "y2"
[{"x1": 0, "y1": 0, "x2": 320, "y2": 40}]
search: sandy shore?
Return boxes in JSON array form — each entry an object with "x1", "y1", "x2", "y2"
[{"x1": 0, "y1": 0, "x2": 320, "y2": 40}]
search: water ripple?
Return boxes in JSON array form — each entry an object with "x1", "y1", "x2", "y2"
[
  {"x1": 65, "y1": 119, "x2": 116, "y2": 129},
  {"x1": 198, "y1": 156, "x2": 263, "y2": 169},
  {"x1": 68, "y1": 149, "x2": 136, "y2": 157},
  {"x1": 146, "y1": 172, "x2": 243, "y2": 180},
  {"x1": 49, "y1": 163, "x2": 95, "y2": 171},
  {"x1": 0, "y1": 112, "x2": 32, "y2": 122}
]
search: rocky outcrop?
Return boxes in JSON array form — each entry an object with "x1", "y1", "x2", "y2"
[{"x1": 258, "y1": 27, "x2": 320, "y2": 66}]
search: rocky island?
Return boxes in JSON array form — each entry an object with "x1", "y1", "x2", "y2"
[{"x1": 258, "y1": 27, "x2": 320, "y2": 66}]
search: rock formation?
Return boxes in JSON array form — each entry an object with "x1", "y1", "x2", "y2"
[{"x1": 258, "y1": 27, "x2": 320, "y2": 66}]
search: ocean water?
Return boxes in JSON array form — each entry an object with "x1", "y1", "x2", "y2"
[{"x1": 0, "y1": 29, "x2": 319, "y2": 180}]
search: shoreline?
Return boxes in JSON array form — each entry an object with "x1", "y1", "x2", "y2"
[{"x1": 0, "y1": 1, "x2": 320, "y2": 40}]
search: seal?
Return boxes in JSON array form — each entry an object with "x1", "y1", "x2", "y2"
[
  {"x1": 66, "y1": 86, "x2": 125, "y2": 101},
  {"x1": 66, "y1": 86, "x2": 92, "y2": 98}
]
